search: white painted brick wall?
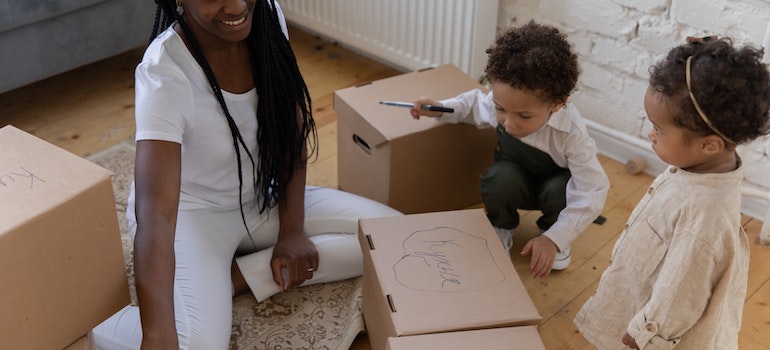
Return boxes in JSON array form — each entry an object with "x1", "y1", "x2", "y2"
[
  {"x1": 498, "y1": 0, "x2": 770, "y2": 193},
  {"x1": 614, "y1": 0, "x2": 669, "y2": 13}
]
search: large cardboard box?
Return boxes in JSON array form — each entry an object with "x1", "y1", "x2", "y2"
[
  {"x1": 385, "y1": 326, "x2": 546, "y2": 350},
  {"x1": 334, "y1": 64, "x2": 496, "y2": 214},
  {"x1": 63, "y1": 332, "x2": 96, "y2": 350},
  {"x1": 358, "y1": 209, "x2": 541, "y2": 350},
  {"x1": 0, "y1": 126, "x2": 130, "y2": 349}
]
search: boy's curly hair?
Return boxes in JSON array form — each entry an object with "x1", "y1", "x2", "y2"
[
  {"x1": 485, "y1": 21, "x2": 579, "y2": 104},
  {"x1": 649, "y1": 38, "x2": 770, "y2": 145}
]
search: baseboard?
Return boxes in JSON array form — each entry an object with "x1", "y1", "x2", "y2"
[{"x1": 585, "y1": 119, "x2": 769, "y2": 222}]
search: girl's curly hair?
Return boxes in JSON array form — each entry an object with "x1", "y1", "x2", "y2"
[
  {"x1": 649, "y1": 38, "x2": 770, "y2": 145},
  {"x1": 485, "y1": 21, "x2": 579, "y2": 104}
]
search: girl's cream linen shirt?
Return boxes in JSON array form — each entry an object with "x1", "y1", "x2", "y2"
[{"x1": 574, "y1": 163, "x2": 749, "y2": 349}]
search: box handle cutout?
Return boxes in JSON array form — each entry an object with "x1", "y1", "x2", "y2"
[
  {"x1": 352, "y1": 134, "x2": 372, "y2": 155},
  {"x1": 386, "y1": 294, "x2": 397, "y2": 313},
  {"x1": 355, "y1": 81, "x2": 373, "y2": 88},
  {"x1": 366, "y1": 234, "x2": 375, "y2": 250}
]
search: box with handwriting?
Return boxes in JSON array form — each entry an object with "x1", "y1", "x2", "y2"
[
  {"x1": 385, "y1": 326, "x2": 545, "y2": 350},
  {"x1": 358, "y1": 208, "x2": 541, "y2": 350},
  {"x1": 0, "y1": 125, "x2": 129, "y2": 349}
]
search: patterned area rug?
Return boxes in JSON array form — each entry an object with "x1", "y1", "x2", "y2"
[{"x1": 87, "y1": 140, "x2": 365, "y2": 350}]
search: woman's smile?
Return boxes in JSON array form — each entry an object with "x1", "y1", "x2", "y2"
[{"x1": 222, "y1": 17, "x2": 246, "y2": 26}]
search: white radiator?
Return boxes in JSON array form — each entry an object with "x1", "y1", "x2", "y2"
[{"x1": 280, "y1": 0, "x2": 499, "y2": 81}]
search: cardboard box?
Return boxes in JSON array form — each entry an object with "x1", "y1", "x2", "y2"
[
  {"x1": 0, "y1": 126, "x2": 130, "y2": 349},
  {"x1": 63, "y1": 332, "x2": 96, "y2": 350},
  {"x1": 334, "y1": 64, "x2": 496, "y2": 214},
  {"x1": 385, "y1": 326, "x2": 546, "y2": 350},
  {"x1": 358, "y1": 209, "x2": 541, "y2": 350}
]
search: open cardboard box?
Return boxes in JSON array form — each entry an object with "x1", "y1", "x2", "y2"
[
  {"x1": 0, "y1": 126, "x2": 130, "y2": 349},
  {"x1": 358, "y1": 209, "x2": 541, "y2": 350},
  {"x1": 385, "y1": 325, "x2": 545, "y2": 350},
  {"x1": 334, "y1": 64, "x2": 496, "y2": 214}
]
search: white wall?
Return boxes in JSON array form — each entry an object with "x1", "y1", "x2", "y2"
[{"x1": 498, "y1": 0, "x2": 770, "y2": 220}]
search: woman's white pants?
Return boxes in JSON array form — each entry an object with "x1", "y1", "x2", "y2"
[{"x1": 92, "y1": 186, "x2": 401, "y2": 349}]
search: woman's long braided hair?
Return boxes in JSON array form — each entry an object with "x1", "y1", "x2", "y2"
[{"x1": 150, "y1": 0, "x2": 317, "y2": 232}]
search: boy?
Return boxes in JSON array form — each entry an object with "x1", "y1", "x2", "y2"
[{"x1": 411, "y1": 21, "x2": 609, "y2": 278}]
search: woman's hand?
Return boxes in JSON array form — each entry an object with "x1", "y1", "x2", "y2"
[
  {"x1": 140, "y1": 331, "x2": 179, "y2": 350},
  {"x1": 272, "y1": 125, "x2": 314, "y2": 292},
  {"x1": 270, "y1": 229, "x2": 319, "y2": 291}
]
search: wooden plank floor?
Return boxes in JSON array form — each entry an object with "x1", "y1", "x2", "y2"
[{"x1": 1, "y1": 25, "x2": 768, "y2": 350}]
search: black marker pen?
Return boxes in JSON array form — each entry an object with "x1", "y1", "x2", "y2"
[{"x1": 379, "y1": 100, "x2": 454, "y2": 113}]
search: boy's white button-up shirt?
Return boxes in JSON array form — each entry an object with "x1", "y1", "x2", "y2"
[{"x1": 439, "y1": 89, "x2": 609, "y2": 251}]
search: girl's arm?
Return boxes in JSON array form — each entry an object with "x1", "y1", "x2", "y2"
[
  {"x1": 133, "y1": 140, "x2": 182, "y2": 349},
  {"x1": 625, "y1": 233, "x2": 721, "y2": 348}
]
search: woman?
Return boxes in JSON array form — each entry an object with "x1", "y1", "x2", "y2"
[{"x1": 93, "y1": 1, "x2": 401, "y2": 348}]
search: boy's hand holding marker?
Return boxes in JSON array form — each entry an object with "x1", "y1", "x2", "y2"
[{"x1": 379, "y1": 98, "x2": 453, "y2": 119}]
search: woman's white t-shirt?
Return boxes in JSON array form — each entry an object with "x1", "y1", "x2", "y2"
[{"x1": 133, "y1": 10, "x2": 289, "y2": 211}]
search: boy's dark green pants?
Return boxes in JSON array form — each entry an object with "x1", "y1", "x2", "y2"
[{"x1": 480, "y1": 126, "x2": 570, "y2": 231}]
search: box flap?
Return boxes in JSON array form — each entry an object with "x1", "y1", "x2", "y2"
[
  {"x1": 0, "y1": 125, "x2": 113, "y2": 233},
  {"x1": 333, "y1": 65, "x2": 485, "y2": 146},
  {"x1": 385, "y1": 326, "x2": 546, "y2": 350},
  {"x1": 360, "y1": 209, "x2": 541, "y2": 337}
]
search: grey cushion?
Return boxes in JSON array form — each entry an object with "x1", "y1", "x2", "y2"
[
  {"x1": 0, "y1": 0, "x2": 156, "y2": 93},
  {"x1": 0, "y1": 0, "x2": 109, "y2": 32}
]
